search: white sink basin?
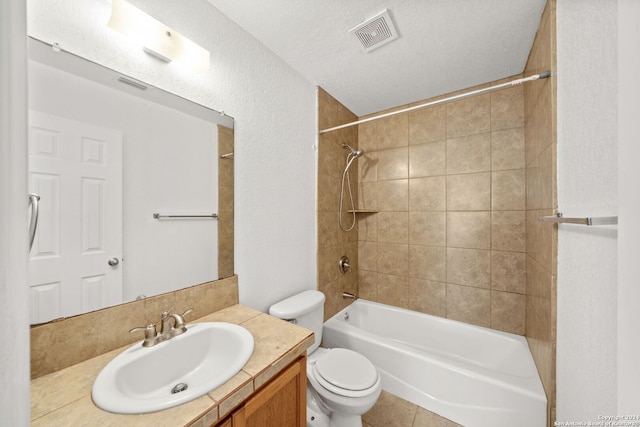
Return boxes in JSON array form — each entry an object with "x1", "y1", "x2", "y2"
[{"x1": 92, "y1": 322, "x2": 254, "y2": 414}]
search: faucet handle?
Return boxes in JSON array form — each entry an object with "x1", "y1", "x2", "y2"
[
  {"x1": 171, "y1": 308, "x2": 194, "y2": 331},
  {"x1": 129, "y1": 323, "x2": 157, "y2": 347}
]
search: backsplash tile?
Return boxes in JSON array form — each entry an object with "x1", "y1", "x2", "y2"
[{"x1": 31, "y1": 276, "x2": 240, "y2": 379}]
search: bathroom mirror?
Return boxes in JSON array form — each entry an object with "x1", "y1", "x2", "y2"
[{"x1": 27, "y1": 37, "x2": 234, "y2": 324}]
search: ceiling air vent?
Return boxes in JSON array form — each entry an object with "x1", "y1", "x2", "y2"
[{"x1": 349, "y1": 9, "x2": 399, "y2": 53}]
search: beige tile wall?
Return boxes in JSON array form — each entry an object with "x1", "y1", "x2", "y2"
[
  {"x1": 317, "y1": 80, "x2": 536, "y2": 336},
  {"x1": 317, "y1": 88, "x2": 360, "y2": 320},
  {"x1": 524, "y1": 0, "x2": 557, "y2": 424},
  {"x1": 355, "y1": 80, "x2": 527, "y2": 335},
  {"x1": 218, "y1": 125, "x2": 235, "y2": 278}
]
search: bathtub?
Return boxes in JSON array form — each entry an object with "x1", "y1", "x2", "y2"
[{"x1": 322, "y1": 299, "x2": 546, "y2": 427}]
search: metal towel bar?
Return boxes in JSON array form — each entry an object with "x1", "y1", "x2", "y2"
[
  {"x1": 537, "y1": 212, "x2": 617, "y2": 226},
  {"x1": 153, "y1": 213, "x2": 218, "y2": 219}
]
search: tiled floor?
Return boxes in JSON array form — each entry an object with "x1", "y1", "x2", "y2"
[{"x1": 363, "y1": 391, "x2": 463, "y2": 427}]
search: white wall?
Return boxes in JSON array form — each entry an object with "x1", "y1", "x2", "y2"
[
  {"x1": 28, "y1": 61, "x2": 219, "y2": 303},
  {"x1": 0, "y1": 0, "x2": 30, "y2": 424},
  {"x1": 556, "y1": 0, "x2": 620, "y2": 420},
  {"x1": 617, "y1": 0, "x2": 640, "y2": 413},
  {"x1": 27, "y1": 0, "x2": 318, "y2": 312}
]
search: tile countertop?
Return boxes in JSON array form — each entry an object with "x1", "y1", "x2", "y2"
[{"x1": 31, "y1": 304, "x2": 314, "y2": 427}]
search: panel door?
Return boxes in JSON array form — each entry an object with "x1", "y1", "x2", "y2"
[{"x1": 28, "y1": 111, "x2": 123, "y2": 323}]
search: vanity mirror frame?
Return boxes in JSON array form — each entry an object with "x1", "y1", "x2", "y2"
[{"x1": 27, "y1": 37, "x2": 234, "y2": 325}]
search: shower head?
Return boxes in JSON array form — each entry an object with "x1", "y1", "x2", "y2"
[{"x1": 342, "y1": 143, "x2": 364, "y2": 158}]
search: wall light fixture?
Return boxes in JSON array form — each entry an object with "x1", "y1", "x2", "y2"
[{"x1": 108, "y1": 0, "x2": 210, "y2": 73}]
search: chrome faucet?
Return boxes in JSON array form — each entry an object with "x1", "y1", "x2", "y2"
[{"x1": 130, "y1": 308, "x2": 194, "y2": 347}]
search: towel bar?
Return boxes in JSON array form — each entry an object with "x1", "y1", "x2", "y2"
[
  {"x1": 537, "y1": 213, "x2": 617, "y2": 226},
  {"x1": 153, "y1": 213, "x2": 218, "y2": 219}
]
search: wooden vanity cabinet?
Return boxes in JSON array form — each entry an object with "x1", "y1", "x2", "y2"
[{"x1": 215, "y1": 355, "x2": 306, "y2": 427}]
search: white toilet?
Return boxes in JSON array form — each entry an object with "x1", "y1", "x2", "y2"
[{"x1": 269, "y1": 290, "x2": 381, "y2": 427}]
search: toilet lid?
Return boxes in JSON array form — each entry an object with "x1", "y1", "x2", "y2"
[{"x1": 313, "y1": 348, "x2": 378, "y2": 393}]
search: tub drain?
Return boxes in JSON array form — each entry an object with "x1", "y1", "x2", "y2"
[{"x1": 171, "y1": 383, "x2": 188, "y2": 394}]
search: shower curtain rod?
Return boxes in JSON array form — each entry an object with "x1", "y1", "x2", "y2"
[{"x1": 319, "y1": 71, "x2": 552, "y2": 134}]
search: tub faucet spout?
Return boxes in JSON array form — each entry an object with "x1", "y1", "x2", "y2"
[{"x1": 342, "y1": 292, "x2": 358, "y2": 300}]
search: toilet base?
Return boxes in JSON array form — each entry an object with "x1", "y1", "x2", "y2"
[
  {"x1": 307, "y1": 387, "x2": 330, "y2": 427},
  {"x1": 306, "y1": 405, "x2": 364, "y2": 427},
  {"x1": 307, "y1": 384, "x2": 366, "y2": 427},
  {"x1": 329, "y1": 412, "x2": 364, "y2": 427},
  {"x1": 307, "y1": 405, "x2": 330, "y2": 427}
]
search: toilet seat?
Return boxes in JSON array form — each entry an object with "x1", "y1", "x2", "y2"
[{"x1": 312, "y1": 348, "x2": 379, "y2": 398}]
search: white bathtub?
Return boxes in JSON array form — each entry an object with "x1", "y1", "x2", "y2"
[{"x1": 322, "y1": 299, "x2": 546, "y2": 427}]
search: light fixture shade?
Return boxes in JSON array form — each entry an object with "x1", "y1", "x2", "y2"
[{"x1": 108, "y1": 0, "x2": 210, "y2": 73}]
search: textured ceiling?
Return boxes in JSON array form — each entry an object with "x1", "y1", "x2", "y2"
[{"x1": 207, "y1": 0, "x2": 547, "y2": 116}]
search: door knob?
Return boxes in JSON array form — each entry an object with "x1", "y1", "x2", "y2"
[{"x1": 108, "y1": 257, "x2": 120, "y2": 266}]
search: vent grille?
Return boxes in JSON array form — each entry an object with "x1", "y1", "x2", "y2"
[{"x1": 349, "y1": 9, "x2": 399, "y2": 52}]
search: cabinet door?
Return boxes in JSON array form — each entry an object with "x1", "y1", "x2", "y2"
[{"x1": 234, "y1": 357, "x2": 306, "y2": 427}]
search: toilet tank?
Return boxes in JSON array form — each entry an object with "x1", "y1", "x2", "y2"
[{"x1": 269, "y1": 290, "x2": 325, "y2": 354}]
